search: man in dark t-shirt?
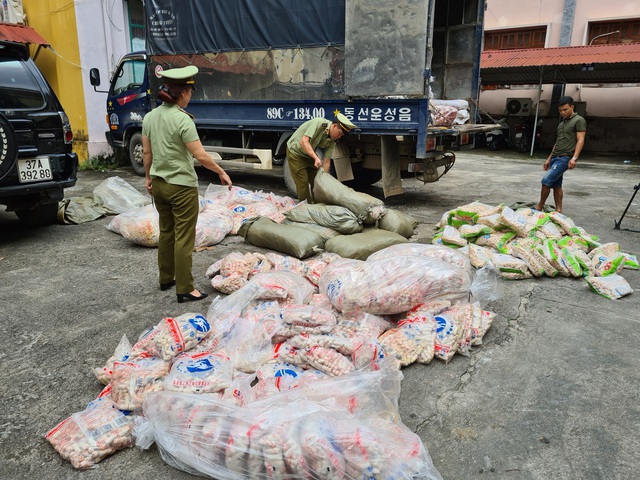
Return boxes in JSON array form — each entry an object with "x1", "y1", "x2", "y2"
[{"x1": 535, "y1": 96, "x2": 587, "y2": 214}]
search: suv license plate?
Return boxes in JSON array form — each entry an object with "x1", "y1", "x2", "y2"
[{"x1": 17, "y1": 157, "x2": 53, "y2": 183}]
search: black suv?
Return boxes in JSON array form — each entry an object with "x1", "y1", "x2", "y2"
[{"x1": 0, "y1": 40, "x2": 78, "y2": 225}]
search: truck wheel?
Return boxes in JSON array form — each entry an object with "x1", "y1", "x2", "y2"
[
  {"x1": 0, "y1": 113, "x2": 18, "y2": 181},
  {"x1": 15, "y1": 202, "x2": 59, "y2": 226},
  {"x1": 330, "y1": 162, "x2": 382, "y2": 188},
  {"x1": 128, "y1": 132, "x2": 145, "y2": 176},
  {"x1": 283, "y1": 157, "x2": 298, "y2": 198}
]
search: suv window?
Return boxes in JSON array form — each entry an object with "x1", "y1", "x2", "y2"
[
  {"x1": 0, "y1": 57, "x2": 46, "y2": 110},
  {"x1": 111, "y1": 58, "x2": 146, "y2": 96}
]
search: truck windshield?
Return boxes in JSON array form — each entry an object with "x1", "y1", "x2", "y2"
[
  {"x1": 0, "y1": 58, "x2": 45, "y2": 110},
  {"x1": 111, "y1": 58, "x2": 146, "y2": 96}
]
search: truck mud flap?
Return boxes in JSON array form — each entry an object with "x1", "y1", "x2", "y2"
[
  {"x1": 408, "y1": 151, "x2": 455, "y2": 184},
  {"x1": 381, "y1": 136, "x2": 403, "y2": 197}
]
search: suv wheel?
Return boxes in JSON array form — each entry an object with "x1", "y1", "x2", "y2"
[
  {"x1": 128, "y1": 132, "x2": 145, "y2": 176},
  {"x1": 0, "y1": 113, "x2": 18, "y2": 180},
  {"x1": 15, "y1": 202, "x2": 60, "y2": 226}
]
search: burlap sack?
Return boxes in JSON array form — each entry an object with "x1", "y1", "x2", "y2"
[
  {"x1": 324, "y1": 228, "x2": 408, "y2": 260},
  {"x1": 238, "y1": 217, "x2": 325, "y2": 259}
]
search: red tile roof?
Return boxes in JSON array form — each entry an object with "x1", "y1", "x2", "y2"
[
  {"x1": 482, "y1": 43, "x2": 640, "y2": 68},
  {"x1": 0, "y1": 22, "x2": 49, "y2": 46},
  {"x1": 480, "y1": 43, "x2": 640, "y2": 85}
]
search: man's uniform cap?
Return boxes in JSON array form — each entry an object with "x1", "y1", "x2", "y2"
[{"x1": 335, "y1": 112, "x2": 357, "y2": 132}]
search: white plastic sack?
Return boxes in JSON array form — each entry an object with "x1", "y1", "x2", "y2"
[{"x1": 93, "y1": 176, "x2": 150, "y2": 214}]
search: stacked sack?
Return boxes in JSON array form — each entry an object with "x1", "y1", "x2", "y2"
[
  {"x1": 239, "y1": 168, "x2": 418, "y2": 260},
  {"x1": 433, "y1": 202, "x2": 637, "y2": 300}
]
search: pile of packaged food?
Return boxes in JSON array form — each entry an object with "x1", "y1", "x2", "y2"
[{"x1": 433, "y1": 202, "x2": 636, "y2": 300}]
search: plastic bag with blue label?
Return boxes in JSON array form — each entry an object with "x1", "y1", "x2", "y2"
[
  {"x1": 93, "y1": 334, "x2": 132, "y2": 385},
  {"x1": 164, "y1": 351, "x2": 233, "y2": 393},
  {"x1": 131, "y1": 313, "x2": 213, "y2": 361}
]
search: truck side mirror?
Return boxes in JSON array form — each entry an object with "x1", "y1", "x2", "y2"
[
  {"x1": 89, "y1": 68, "x2": 101, "y2": 86},
  {"x1": 89, "y1": 68, "x2": 109, "y2": 93}
]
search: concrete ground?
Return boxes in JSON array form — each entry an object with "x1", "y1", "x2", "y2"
[{"x1": 1, "y1": 148, "x2": 639, "y2": 479}]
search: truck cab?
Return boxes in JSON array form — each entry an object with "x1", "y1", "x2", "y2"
[{"x1": 91, "y1": 52, "x2": 149, "y2": 175}]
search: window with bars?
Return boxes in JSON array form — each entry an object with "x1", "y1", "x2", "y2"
[
  {"x1": 483, "y1": 26, "x2": 547, "y2": 51},
  {"x1": 588, "y1": 19, "x2": 640, "y2": 45},
  {"x1": 127, "y1": 0, "x2": 145, "y2": 51}
]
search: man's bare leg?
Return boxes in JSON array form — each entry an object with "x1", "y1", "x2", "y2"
[
  {"x1": 535, "y1": 185, "x2": 552, "y2": 211},
  {"x1": 553, "y1": 187, "x2": 563, "y2": 213}
]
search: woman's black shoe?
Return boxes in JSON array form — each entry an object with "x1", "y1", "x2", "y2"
[
  {"x1": 160, "y1": 280, "x2": 176, "y2": 291},
  {"x1": 177, "y1": 291, "x2": 208, "y2": 303}
]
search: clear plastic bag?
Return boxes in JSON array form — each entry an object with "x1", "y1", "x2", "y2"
[
  {"x1": 206, "y1": 271, "x2": 315, "y2": 349},
  {"x1": 137, "y1": 368, "x2": 443, "y2": 480},
  {"x1": 319, "y1": 256, "x2": 472, "y2": 315},
  {"x1": 93, "y1": 176, "x2": 150, "y2": 214},
  {"x1": 46, "y1": 395, "x2": 134, "y2": 469},
  {"x1": 106, "y1": 204, "x2": 159, "y2": 247},
  {"x1": 93, "y1": 334, "x2": 132, "y2": 385},
  {"x1": 195, "y1": 203, "x2": 234, "y2": 247}
]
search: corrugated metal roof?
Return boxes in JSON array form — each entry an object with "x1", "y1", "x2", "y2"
[
  {"x1": 0, "y1": 22, "x2": 49, "y2": 46},
  {"x1": 480, "y1": 43, "x2": 640, "y2": 85}
]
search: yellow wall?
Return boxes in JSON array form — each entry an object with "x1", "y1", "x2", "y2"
[{"x1": 21, "y1": 0, "x2": 89, "y2": 163}]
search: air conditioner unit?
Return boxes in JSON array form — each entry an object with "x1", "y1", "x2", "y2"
[
  {"x1": 1, "y1": 0, "x2": 25, "y2": 24},
  {"x1": 506, "y1": 97, "x2": 533, "y2": 117}
]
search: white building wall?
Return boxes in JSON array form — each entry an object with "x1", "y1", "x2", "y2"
[
  {"x1": 76, "y1": 0, "x2": 131, "y2": 158},
  {"x1": 481, "y1": 0, "x2": 640, "y2": 119}
]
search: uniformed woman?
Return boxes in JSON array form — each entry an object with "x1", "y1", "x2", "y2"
[{"x1": 142, "y1": 66, "x2": 232, "y2": 303}]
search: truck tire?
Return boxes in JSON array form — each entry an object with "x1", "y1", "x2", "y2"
[
  {"x1": 128, "y1": 132, "x2": 145, "y2": 176},
  {"x1": 283, "y1": 157, "x2": 299, "y2": 198},
  {"x1": 330, "y1": 161, "x2": 382, "y2": 188},
  {"x1": 15, "y1": 202, "x2": 59, "y2": 226},
  {"x1": 0, "y1": 113, "x2": 18, "y2": 181}
]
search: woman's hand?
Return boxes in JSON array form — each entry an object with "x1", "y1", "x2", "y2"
[
  {"x1": 145, "y1": 177, "x2": 153, "y2": 195},
  {"x1": 219, "y1": 171, "x2": 232, "y2": 190}
]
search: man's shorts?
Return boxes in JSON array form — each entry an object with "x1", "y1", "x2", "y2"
[{"x1": 541, "y1": 155, "x2": 571, "y2": 188}]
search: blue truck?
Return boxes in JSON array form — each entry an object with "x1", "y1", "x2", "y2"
[{"x1": 90, "y1": 0, "x2": 492, "y2": 197}]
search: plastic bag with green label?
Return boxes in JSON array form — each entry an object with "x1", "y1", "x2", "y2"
[
  {"x1": 561, "y1": 248, "x2": 583, "y2": 277},
  {"x1": 573, "y1": 249, "x2": 594, "y2": 277},
  {"x1": 592, "y1": 252, "x2": 626, "y2": 277},
  {"x1": 459, "y1": 224, "x2": 492, "y2": 239},
  {"x1": 586, "y1": 274, "x2": 633, "y2": 300},
  {"x1": 475, "y1": 231, "x2": 517, "y2": 253},
  {"x1": 442, "y1": 225, "x2": 467, "y2": 247},
  {"x1": 622, "y1": 253, "x2": 639, "y2": 269}
]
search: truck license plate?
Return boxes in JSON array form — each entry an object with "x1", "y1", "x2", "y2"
[
  {"x1": 515, "y1": 133, "x2": 523, "y2": 138},
  {"x1": 17, "y1": 157, "x2": 53, "y2": 183}
]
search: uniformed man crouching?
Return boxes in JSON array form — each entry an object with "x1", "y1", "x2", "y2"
[{"x1": 286, "y1": 113, "x2": 357, "y2": 202}]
